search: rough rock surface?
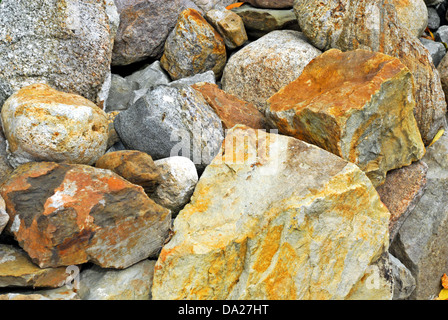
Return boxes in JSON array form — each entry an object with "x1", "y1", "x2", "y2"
[
  {"x1": 151, "y1": 156, "x2": 198, "y2": 217},
  {"x1": 389, "y1": 253, "x2": 416, "y2": 300},
  {"x1": 420, "y1": 38, "x2": 446, "y2": 67},
  {"x1": 152, "y1": 125, "x2": 390, "y2": 300},
  {"x1": 0, "y1": 162, "x2": 171, "y2": 269},
  {"x1": 161, "y1": 8, "x2": 227, "y2": 80},
  {"x1": 114, "y1": 85, "x2": 224, "y2": 169},
  {"x1": 0, "y1": 131, "x2": 13, "y2": 184},
  {"x1": 0, "y1": 0, "x2": 119, "y2": 107},
  {"x1": 294, "y1": 0, "x2": 447, "y2": 145},
  {"x1": 1, "y1": 84, "x2": 109, "y2": 168},
  {"x1": 0, "y1": 287, "x2": 79, "y2": 300},
  {"x1": 0, "y1": 196, "x2": 8, "y2": 235},
  {"x1": 392, "y1": 0, "x2": 428, "y2": 38},
  {"x1": 243, "y1": 0, "x2": 294, "y2": 8},
  {"x1": 205, "y1": 8, "x2": 248, "y2": 49},
  {"x1": 191, "y1": 0, "x2": 237, "y2": 12},
  {"x1": 436, "y1": 52, "x2": 448, "y2": 105},
  {"x1": 266, "y1": 49, "x2": 425, "y2": 187},
  {"x1": 221, "y1": 30, "x2": 321, "y2": 113}
]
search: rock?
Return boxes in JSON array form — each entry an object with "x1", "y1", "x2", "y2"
[
  {"x1": 114, "y1": 85, "x2": 224, "y2": 170},
  {"x1": 205, "y1": 8, "x2": 248, "y2": 49},
  {"x1": 425, "y1": 0, "x2": 444, "y2": 5},
  {"x1": 0, "y1": 196, "x2": 8, "y2": 235},
  {"x1": 0, "y1": 161, "x2": 171, "y2": 269},
  {"x1": 0, "y1": 0, "x2": 118, "y2": 107},
  {"x1": 161, "y1": 8, "x2": 227, "y2": 80},
  {"x1": 152, "y1": 125, "x2": 390, "y2": 300},
  {"x1": 151, "y1": 156, "x2": 198, "y2": 217},
  {"x1": 427, "y1": 6, "x2": 441, "y2": 30},
  {"x1": 389, "y1": 132, "x2": 448, "y2": 300},
  {"x1": 392, "y1": 0, "x2": 428, "y2": 38},
  {"x1": 376, "y1": 161, "x2": 428, "y2": 242},
  {"x1": 192, "y1": 82, "x2": 268, "y2": 129},
  {"x1": 191, "y1": 0, "x2": 237, "y2": 12},
  {"x1": 95, "y1": 150, "x2": 161, "y2": 194},
  {"x1": 105, "y1": 74, "x2": 135, "y2": 112},
  {"x1": 1, "y1": 84, "x2": 109, "y2": 168},
  {"x1": 231, "y1": 4, "x2": 299, "y2": 38},
  {"x1": 0, "y1": 287, "x2": 80, "y2": 300},
  {"x1": 436, "y1": 51, "x2": 448, "y2": 105},
  {"x1": 266, "y1": 49, "x2": 425, "y2": 187},
  {"x1": 106, "y1": 111, "x2": 121, "y2": 149},
  {"x1": 0, "y1": 244, "x2": 68, "y2": 288},
  {"x1": 168, "y1": 71, "x2": 216, "y2": 87},
  {"x1": 221, "y1": 30, "x2": 321, "y2": 113},
  {"x1": 389, "y1": 254, "x2": 416, "y2": 300},
  {"x1": 435, "y1": 25, "x2": 448, "y2": 44},
  {"x1": 125, "y1": 61, "x2": 171, "y2": 91},
  {"x1": 243, "y1": 0, "x2": 294, "y2": 8},
  {"x1": 112, "y1": 0, "x2": 201, "y2": 65},
  {"x1": 294, "y1": 0, "x2": 447, "y2": 145},
  {"x1": 420, "y1": 38, "x2": 446, "y2": 67},
  {"x1": 77, "y1": 260, "x2": 156, "y2": 300},
  {"x1": 0, "y1": 131, "x2": 13, "y2": 184}
]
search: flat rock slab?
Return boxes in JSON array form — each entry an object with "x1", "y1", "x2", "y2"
[{"x1": 0, "y1": 162, "x2": 171, "y2": 269}]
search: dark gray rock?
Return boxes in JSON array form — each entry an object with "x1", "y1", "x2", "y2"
[
  {"x1": 125, "y1": 61, "x2": 171, "y2": 90},
  {"x1": 419, "y1": 38, "x2": 446, "y2": 67},
  {"x1": 389, "y1": 254, "x2": 416, "y2": 300},
  {"x1": 105, "y1": 74, "x2": 135, "y2": 112},
  {"x1": 427, "y1": 6, "x2": 441, "y2": 30}
]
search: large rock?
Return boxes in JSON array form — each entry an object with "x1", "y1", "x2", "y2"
[
  {"x1": 266, "y1": 49, "x2": 425, "y2": 187},
  {"x1": 392, "y1": 0, "x2": 428, "y2": 38},
  {"x1": 243, "y1": 0, "x2": 294, "y2": 8},
  {"x1": 390, "y1": 132, "x2": 448, "y2": 300},
  {"x1": 0, "y1": 162, "x2": 171, "y2": 269},
  {"x1": 221, "y1": 30, "x2": 321, "y2": 113},
  {"x1": 205, "y1": 8, "x2": 248, "y2": 49},
  {"x1": 152, "y1": 125, "x2": 391, "y2": 300},
  {"x1": 1, "y1": 84, "x2": 109, "y2": 168},
  {"x1": 0, "y1": 0, "x2": 119, "y2": 107},
  {"x1": 191, "y1": 0, "x2": 237, "y2": 12},
  {"x1": 294, "y1": 0, "x2": 447, "y2": 145},
  {"x1": 114, "y1": 85, "x2": 224, "y2": 169},
  {"x1": 112, "y1": 0, "x2": 201, "y2": 65},
  {"x1": 161, "y1": 8, "x2": 227, "y2": 80}
]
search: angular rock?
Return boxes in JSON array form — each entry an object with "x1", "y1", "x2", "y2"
[
  {"x1": 266, "y1": 49, "x2": 425, "y2": 187},
  {"x1": 0, "y1": 0, "x2": 118, "y2": 107},
  {"x1": 419, "y1": 38, "x2": 446, "y2": 67},
  {"x1": 152, "y1": 125, "x2": 390, "y2": 300},
  {"x1": 389, "y1": 253, "x2": 416, "y2": 300},
  {"x1": 391, "y1": 0, "x2": 428, "y2": 38},
  {"x1": 390, "y1": 132, "x2": 448, "y2": 300},
  {"x1": 77, "y1": 260, "x2": 156, "y2": 300},
  {"x1": 151, "y1": 156, "x2": 199, "y2": 217},
  {"x1": 168, "y1": 71, "x2": 216, "y2": 88},
  {"x1": 160, "y1": 8, "x2": 227, "y2": 80},
  {"x1": 95, "y1": 150, "x2": 161, "y2": 194},
  {"x1": 294, "y1": 0, "x2": 447, "y2": 145},
  {"x1": 376, "y1": 161, "x2": 428, "y2": 242},
  {"x1": 191, "y1": 0, "x2": 237, "y2": 12},
  {"x1": 0, "y1": 196, "x2": 8, "y2": 235},
  {"x1": 112, "y1": 0, "x2": 201, "y2": 65},
  {"x1": 1, "y1": 84, "x2": 109, "y2": 168},
  {"x1": 105, "y1": 74, "x2": 135, "y2": 113},
  {"x1": 114, "y1": 85, "x2": 224, "y2": 169},
  {"x1": 0, "y1": 244, "x2": 67, "y2": 288},
  {"x1": 205, "y1": 8, "x2": 248, "y2": 49},
  {"x1": 243, "y1": 0, "x2": 294, "y2": 8},
  {"x1": 192, "y1": 82, "x2": 268, "y2": 129},
  {"x1": 125, "y1": 61, "x2": 171, "y2": 91},
  {"x1": 0, "y1": 162, "x2": 171, "y2": 269},
  {"x1": 221, "y1": 30, "x2": 321, "y2": 113}
]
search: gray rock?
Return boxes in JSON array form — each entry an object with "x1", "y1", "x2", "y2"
[
  {"x1": 125, "y1": 61, "x2": 171, "y2": 90},
  {"x1": 114, "y1": 85, "x2": 224, "y2": 169},
  {"x1": 105, "y1": 74, "x2": 135, "y2": 112},
  {"x1": 168, "y1": 71, "x2": 216, "y2": 88},
  {"x1": 191, "y1": 0, "x2": 237, "y2": 12},
  {"x1": 435, "y1": 25, "x2": 448, "y2": 44},
  {"x1": 0, "y1": 0, "x2": 119, "y2": 107},
  {"x1": 389, "y1": 254, "x2": 416, "y2": 300},
  {"x1": 427, "y1": 6, "x2": 441, "y2": 30},
  {"x1": 389, "y1": 132, "x2": 448, "y2": 300},
  {"x1": 425, "y1": 0, "x2": 445, "y2": 6},
  {"x1": 419, "y1": 38, "x2": 446, "y2": 68}
]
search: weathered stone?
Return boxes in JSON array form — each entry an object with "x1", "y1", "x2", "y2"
[
  {"x1": 105, "y1": 74, "x2": 135, "y2": 113},
  {"x1": 389, "y1": 253, "x2": 416, "y2": 300},
  {"x1": 77, "y1": 260, "x2": 156, "y2": 300},
  {"x1": 0, "y1": 0, "x2": 119, "y2": 107},
  {"x1": 390, "y1": 132, "x2": 448, "y2": 300},
  {"x1": 151, "y1": 156, "x2": 198, "y2": 217},
  {"x1": 435, "y1": 25, "x2": 448, "y2": 44},
  {"x1": 114, "y1": 85, "x2": 224, "y2": 169},
  {"x1": 427, "y1": 6, "x2": 441, "y2": 30},
  {"x1": 205, "y1": 8, "x2": 248, "y2": 49},
  {"x1": 266, "y1": 49, "x2": 425, "y2": 187},
  {"x1": 168, "y1": 71, "x2": 216, "y2": 88},
  {"x1": 436, "y1": 51, "x2": 448, "y2": 105},
  {"x1": 0, "y1": 130, "x2": 13, "y2": 184},
  {"x1": 1, "y1": 84, "x2": 109, "y2": 168},
  {"x1": 191, "y1": 0, "x2": 237, "y2": 12},
  {"x1": 243, "y1": 0, "x2": 294, "y2": 8},
  {"x1": 0, "y1": 287, "x2": 80, "y2": 300},
  {"x1": 0, "y1": 196, "x2": 8, "y2": 235},
  {"x1": 391, "y1": 0, "x2": 428, "y2": 38},
  {"x1": 425, "y1": 0, "x2": 444, "y2": 5},
  {"x1": 192, "y1": 82, "x2": 268, "y2": 130},
  {"x1": 106, "y1": 111, "x2": 121, "y2": 149},
  {"x1": 0, "y1": 244, "x2": 67, "y2": 288},
  {"x1": 294, "y1": 0, "x2": 447, "y2": 145},
  {"x1": 231, "y1": 4, "x2": 299, "y2": 38},
  {"x1": 221, "y1": 30, "x2": 321, "y2": 113},
  {"x1": 95, "y1": 150, "x2": 161, "y2": 194},
  {"x1": 152, "y1": 125, "x2": 390, "y2": 300},
  {"x1": 112, "y1": 0, "x2": 201, "y2": 65},
  {"x1": 125, "y1": 61, "x2": 171, "y2": 91},
  {"x1": 0, "y1": 162, "x2": 171, "y2": 269},
  {"x1": 419, "y1": 38, "x2": 446, "y2": 67},
  {"x1": 161, "y1": 8, "x2": 227, "y2": 80},
  {"x1": 376, "y1": 161, "x2": 428, "y2": 242}
]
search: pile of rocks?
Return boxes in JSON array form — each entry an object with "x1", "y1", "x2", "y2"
[{"x1": 0, "y1": 0, "x2": 447, "y2": 300}]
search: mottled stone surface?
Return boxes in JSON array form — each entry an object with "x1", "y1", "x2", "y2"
[
  {"x1": 221, "y1": 30, "x2": 321, "y2": 113},
  {"x1": 0, "y1": 287, "x2": 79, "y2": 300},
  {"x1": 376, "y1": 161, "x2": 428, "y2": 242},
  {"x1": 0, "y1": 0, "x2": 119, "y2": 106},
  {"x1": 205, "y1": 8, "x2": 248, "y2": 49},
  {"x1": 266, "y1": 49, "x2": 425, "y2": 187},
  {"x1": 152, "y1": 125, "x2": 390, "y2": 300},
  {"x1": 0, "y1": 162, "x2": 171, "y2": 269},
  {"x1": 389, "y1": 253, "x2": 416, "y2": 300},
  {"x1": 392, "y1": 0, "x2": 428, "y2": 38},
  {"x1": 294, "y1": 0, "x2": 447, "y2": 145},
  {"x1": 0, "y1": 196, "x2": 8, "y2": 235},
  {"x1": 436, "y1": 52, "x2": 448, "y2": 106},
  {"x1": 1, "y1": 84, "x2": 109, "y2": 168},
  {"x1": 192, "y1": 82, "x2": 268, "y2": 129},
  {"x1": 244, "y1": 0, "x2": 294, "y2": 8},
  {"x1": 191, "y1": 0, "x2": 237, "y2": 11}
]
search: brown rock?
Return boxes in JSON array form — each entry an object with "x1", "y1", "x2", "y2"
[
  {"x1": 205, "y1": 8, "x2": 248, "y2": 49},
  {"x1": 0, "y1": 162, "x2": 171, "y2": 269},
  {"x1": 95, "y1": 150, "x2": 161, "y2": 194},
  {"x1": 243, "y1": 0, "x2": 294, "y2": 8},
  {"x1": 192, "y1": 82, "x2": 268, "y2": 130}
]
